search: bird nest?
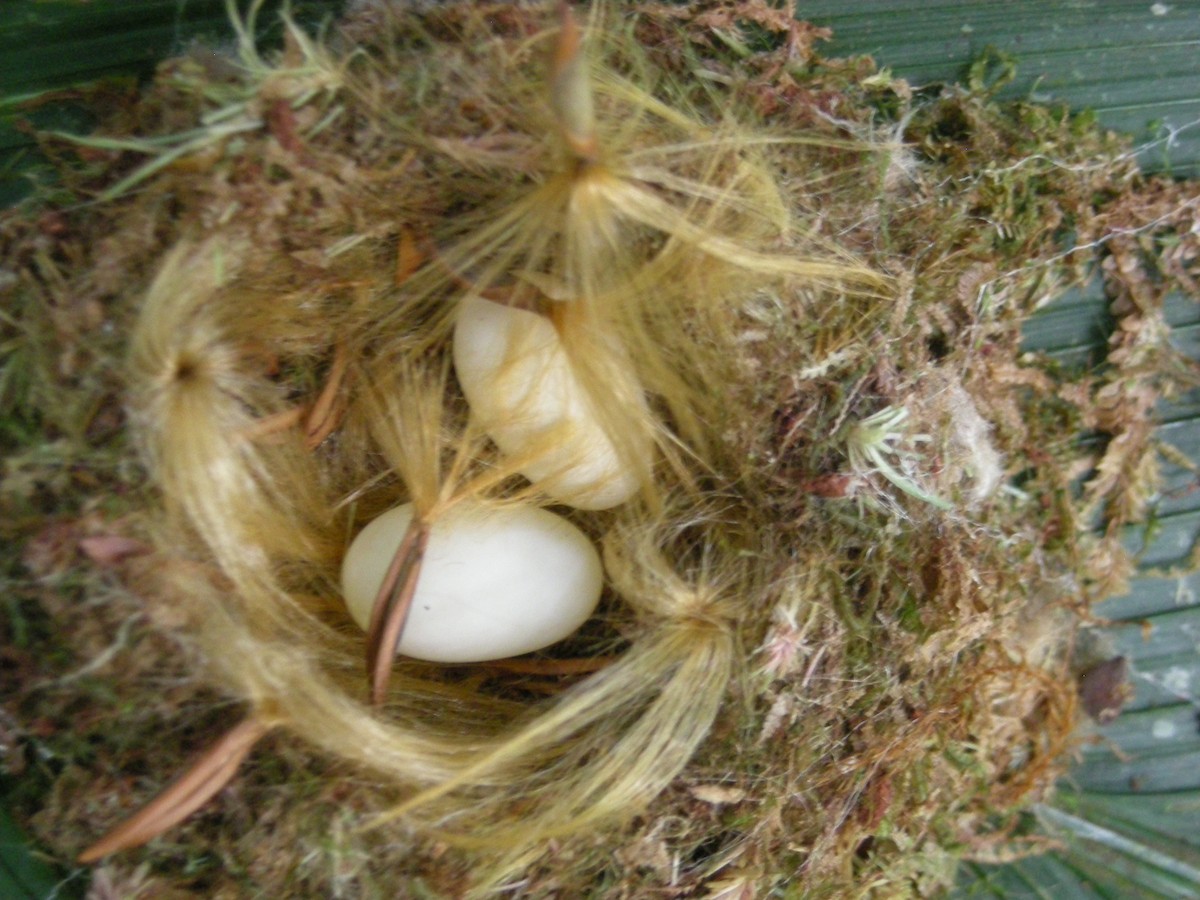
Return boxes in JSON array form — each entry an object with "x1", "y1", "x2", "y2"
[{"x1": 4, "y1": 2, "x2": 1199, "y2": 897}]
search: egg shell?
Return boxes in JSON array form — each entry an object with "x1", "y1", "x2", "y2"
[
  {"x1": 452, "y1": 295, "x2": 644, "y2": 510},
  {"x1": 340, "y1": 501, "x2": 603, "y2": 663}
]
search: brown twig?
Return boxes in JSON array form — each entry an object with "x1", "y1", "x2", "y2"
[
  {"x1": 304, "y1": 343, "x2": 351, "y2": 449},
  {"x1": 236, "y1": 343, "x2": 350, "y2": 448},
  {"x1": 239, "y1": 406, "x2": 305, "y2": 443},
  {"x1": 78, "y1": 716, "x2": 272, "y2": 863},
  {"x1": 365, "y1": 516, "x2": 431, "y2": 706}
]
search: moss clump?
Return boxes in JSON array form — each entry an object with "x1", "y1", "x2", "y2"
[{"x1": 2, "y1": 2, "x2": 1199, "y2": 897}]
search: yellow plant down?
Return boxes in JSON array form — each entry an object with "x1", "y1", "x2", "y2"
[{"x1": 10, "y1": 0, "x2": 1193, "y2": 896}]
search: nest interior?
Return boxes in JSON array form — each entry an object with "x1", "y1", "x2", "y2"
[{"x1": 3, "y1": 2, "x2": 1199, "y2": 897}]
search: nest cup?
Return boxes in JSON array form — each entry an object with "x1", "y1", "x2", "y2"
[
  {"x1": 25, "y1": 1, "x2": 1147, "y2": 895},
  {"x1": 99, "y1": 4, "x2": 843, "y2": 887}
]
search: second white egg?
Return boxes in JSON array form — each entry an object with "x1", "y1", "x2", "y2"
[{"x1": 452, "y1": 295, "x2": 649, "y2": 510}]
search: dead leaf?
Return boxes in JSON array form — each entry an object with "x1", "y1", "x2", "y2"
[
  {"x1": 1078, "y1": 656, "x2": 1131, "y2": 723},
  {"x1": 79, "y1": 535, "x2": 152, "y2": 567}
]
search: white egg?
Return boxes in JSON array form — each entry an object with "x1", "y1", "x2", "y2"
[
  {"x1": 452, "y1": 295, "x2": 647, "y2": 510},
  {"x1": 340, "y1": 501, "x2": 603, "y2": 663}
]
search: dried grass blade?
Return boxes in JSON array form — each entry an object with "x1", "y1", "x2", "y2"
[
  {"x1": 304, "y1": 343, "x2": 350, "y2": 449},
  {"x1": 240, "y1": 406, "x2": 305, "y2": 443},
  {"x1": 77, "y1": 716, "x2": 271, "y2": 863}
]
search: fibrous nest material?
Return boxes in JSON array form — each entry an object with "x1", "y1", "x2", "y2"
[{"x1": 3, "y1": 1, "x2": 1199, "y2": 897}]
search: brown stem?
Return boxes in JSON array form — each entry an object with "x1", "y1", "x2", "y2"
[
  {"x1": 239, "y1": 406, "x2": 305, "y2": 443},
  {"x1": 364, "y1": 517, "x2": 431, "y2": 706},
  {"x1": 78, "y1": 716, "x2": 271, "y2": 864},
  {"x1": 236, "y1": 343, "x2": 350, "y2": 447},
  {"x1": 304, "y1": 343, "x2": 351, "y2": 449}
]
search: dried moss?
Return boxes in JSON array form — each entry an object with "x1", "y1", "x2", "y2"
[{"x1": 2, "y1": 2, "x2": 1199, "y2": 898}]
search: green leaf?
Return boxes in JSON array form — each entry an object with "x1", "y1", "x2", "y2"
[
  {"x1": 1067, "y1": 792, "x2": 1200, "y2": 857},
  {"x1": 0, "y1": 0, "x2": 346, "y2": 204},
  {"x1": 1095, "y1": 572, "x2": 1200, "y2": 621},
  {"x1": 1020, "y1": 281, "x2": 1113, "y2": 367},
  {"x1": 0, "y1": 804, "x2": 80, "y2": 900},
  {"x1": 1035, "y1": 805, "x2": 1200, "y2": 898},
  {"x1": 955, "y1": 800, "x2": 1200, "y2": 899},
  {"x1": 802, "y1": 1, "x2": 1200, "y2": 177},
  {"x1": 957, "y1": 854, "x2": 1110, "y2": 899}
]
